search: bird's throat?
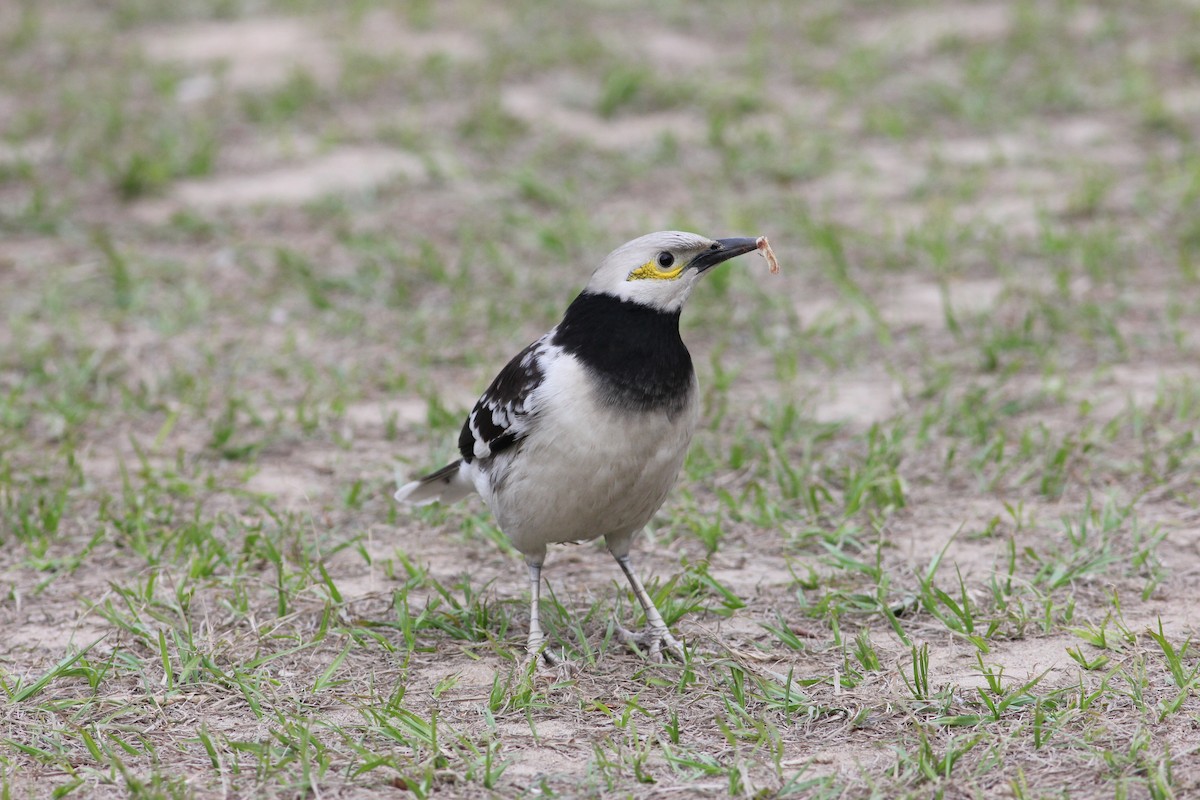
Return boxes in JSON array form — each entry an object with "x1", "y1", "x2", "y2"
[{"x1": 553, "y1": 292, "x2": 695, "y2": 414}]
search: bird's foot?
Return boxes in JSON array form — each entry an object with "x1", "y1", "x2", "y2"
[
  {"x1": 523, "y1": 634, "x2": 570, "y2": 671},
  {"x1": 523, "y1": 647, "x2": 561, "y2": 669},
  {"x1": 615, "y1": 624, "x2": 685, "y2": 663},
  {"x1": 522, "y1": 646, "x2": 577, "y2": 681}
]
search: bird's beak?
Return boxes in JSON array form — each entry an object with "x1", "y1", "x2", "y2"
[{"x1": 688, "y1": 237, "x2": 759, "y2": 274}]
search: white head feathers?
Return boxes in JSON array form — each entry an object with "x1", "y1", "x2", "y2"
[{"x1": 583, "y1": 231, "x2": 758, "y2": 313}]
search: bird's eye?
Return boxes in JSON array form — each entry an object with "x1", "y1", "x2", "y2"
[
  {"x1": 657, "y1": 252, "x2": 675, "y2": 268},
  {"x1": 709, "y1": 242, "x2": 720, "y2": 250}
]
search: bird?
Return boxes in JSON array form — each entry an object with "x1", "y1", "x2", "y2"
[{"x1": 395, "y1": 231, "x2": 762, "y2": 664}]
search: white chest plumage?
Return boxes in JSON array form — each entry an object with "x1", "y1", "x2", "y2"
[{"x1": 469, "y1": 352, "x2": 698, "y2": 557}]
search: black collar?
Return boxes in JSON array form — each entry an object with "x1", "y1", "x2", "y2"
[{"x1": 553, "y1": 292, "x2": 694, "y2": 414}]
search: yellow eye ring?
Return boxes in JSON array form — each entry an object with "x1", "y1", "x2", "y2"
[{"x1": 628, "y1": 255, "x2": 685, "y2": 281}]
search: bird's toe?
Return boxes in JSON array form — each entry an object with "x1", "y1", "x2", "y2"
[
  {"x1": 524, "y1": 646, "x2": 562, "y2": 669},
  {"x1": 662, "y1": 632, "x2": 685, "y2": 662},
  {"x1": 616, "y1": 624, "x2": 685, "y2": 662}
]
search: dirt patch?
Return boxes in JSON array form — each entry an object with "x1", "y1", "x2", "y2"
[
  {"x1": 354, "y1": 8, "x2": 486, "y2": 63},
  {"x1": 148, "y1": 147, "x2": 430, "y2": 219},
  {"x1": 502, "y1": 81, "x2": 705, "y2": 152},
  {"x1": 343, "y1": 398, "x2": 430, "y2": 433},
  {"x1": 809, "y1": 373, "x2": 905, "y2": 427},
  {"x1": 857, "y1": 4, "x2": 1013, "y2": 55},
  {"x1": 881, "y1": 278, "x2": 1005, "y2": 329},
  {"x1": 140, "y1": 17, "x2": 338, "y2": 90},
  {"x1": 940, "y1": 634, "x2": 1075, "y2": 688},
  {"x1": 243, "y1": 464, "x2": 329, "y2": 507}
]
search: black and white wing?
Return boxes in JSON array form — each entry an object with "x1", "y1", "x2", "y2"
[{"x1": 457, "y1": 335, "x2": 552, "y2": 463}]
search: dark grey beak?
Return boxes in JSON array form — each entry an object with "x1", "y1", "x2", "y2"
[{"x1": 689, "y1": 237, "x2": 759, "y2": 274}]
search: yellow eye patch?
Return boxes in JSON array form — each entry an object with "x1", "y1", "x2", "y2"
[{"x1": 627, "y1": 258, "x2": 685, "y2": 281}]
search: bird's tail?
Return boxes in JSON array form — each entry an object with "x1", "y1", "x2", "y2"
[{"x1": 394, "y1": 459, "x2": 476, "y2": 506}]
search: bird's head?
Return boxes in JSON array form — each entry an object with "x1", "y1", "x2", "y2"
[{"x1": 584, "y1": 231, "x2": 760, "y2": 313}]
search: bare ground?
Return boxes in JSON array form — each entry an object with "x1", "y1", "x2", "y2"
[{"x1": 2, "y1": 1, "x2": 1200, "y2": 798}]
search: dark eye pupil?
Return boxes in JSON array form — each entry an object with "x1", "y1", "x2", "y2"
[{"x1": 657, "y1": 252, "x2": 674, "y2": 268}]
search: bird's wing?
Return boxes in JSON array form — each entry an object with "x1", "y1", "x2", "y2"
[{"x1": 457, "y1": 335, "x2": 553, "y2": 462}]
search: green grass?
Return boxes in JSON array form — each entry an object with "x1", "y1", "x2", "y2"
[{"x1": 2, "y1": 0, "x2": 1200, "y2": 797}]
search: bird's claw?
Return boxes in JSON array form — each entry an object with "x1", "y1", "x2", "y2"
[
  {"x1": 524, "y1": 636, "x2": 567, "y2": 670},
  {"x1": 616, "y1": 624, "x2": 685, "y2": 662},
  {"x1": 523, "y1": 646, "x2": 578, "y2": 681}
]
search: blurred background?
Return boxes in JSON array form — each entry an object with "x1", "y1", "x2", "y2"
[{"x1": 3, "y1": 1, "x2": 1200, "y2": 797}]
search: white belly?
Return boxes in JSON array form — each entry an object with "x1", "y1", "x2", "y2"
[{"x1": 473, "y1": 357, "x2": 698, "y2": 556}]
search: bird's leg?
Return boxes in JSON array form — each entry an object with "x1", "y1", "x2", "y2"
[
  {"x1": 525, "y1": 560, "x2": 560, "y2": 667},
  {"x1": 612, "y1": 553, "x2": 685, "y2": 662}
]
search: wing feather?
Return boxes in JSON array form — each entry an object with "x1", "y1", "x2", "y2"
[{"x1": 457, "y1": 335, "x2": 553, "y2": 463}]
